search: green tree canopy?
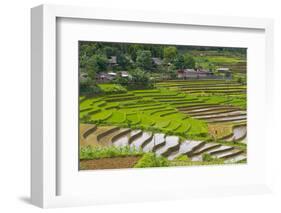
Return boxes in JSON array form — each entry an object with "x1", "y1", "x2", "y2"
[
  {"x1": 174, "y1": 54, "x2": 185, "y2": 69},
  {"x1": 86, "y1": 54, "x2": 108, "y2": 78},
  {"x1": 104, "y1": 46, "x2": 117, "y2": 58},
  {"x1": 130, "y1": 68, "x2": 152, "y2": 88},
  {"x1": 116, "y1": 53, "x2": 131, "y2": 70},
  {"x1": 163, "y1": 46, "x2": 177, "y2": 63},
  {"x1": 183, "y1": 53, "x2": 196, "y2": 68},
  {"x1": 136, "y1": 50, "x2": 152, "y2": 70}
]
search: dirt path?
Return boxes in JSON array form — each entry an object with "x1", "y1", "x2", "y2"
[{"x1": 80, "y1": 156, "x2": 141, "y2": 170}]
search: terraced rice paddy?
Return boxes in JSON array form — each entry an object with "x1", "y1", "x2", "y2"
[
  {"x1": 80, "y1": 79, "x2": 247, "y2": 169},
  {"x1": 80, "y1": 124, "x2": 246, "y2": 166}
]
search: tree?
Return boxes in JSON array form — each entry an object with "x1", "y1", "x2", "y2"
[
  {"x1": 183, "y1": 53, "x2": 196, "y2": 68},
  {"x1": 174, "y1": 55, "x2": 185, "y2": 69},
  {"x1": 79, "y1": 77, "x2": 101, "y2": 95},
  {"x1": 104, "y1": 46, "x2": 116, "y2": 58},
  {"x1": 130, "y1": 68, "x2": 153, "y2": 89},
  {"x1": 208, "y1": 63, "x2": 216, "y2": 72},
  {"x1": 86, "y1": 54, "x2": 108, "y2": 76},
  {"x1": 166, "y1": 64, "x2": 177, "y2": 79},
  {"x1": 116, "y1": 53, "x2": 131, "y2": 70},
  {"x1": 163, "y1": 46, "x2": 177, "y2": 63},
  {"x1": 136, "y1": 50, "x2": 153, "y2": 70}
]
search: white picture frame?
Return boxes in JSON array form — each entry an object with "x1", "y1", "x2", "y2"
[{"x1": 31, "y1": 4, "x2": 274, "y2": 208}]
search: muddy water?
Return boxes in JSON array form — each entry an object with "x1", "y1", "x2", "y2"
[
  {"x1": 193, "y1": 111, "x2": 246, "y2": 119},
  {"x1": 83, "y1": 126, "x2": 119, "y2": 146},
  {"x1": 113, "y1": 130, "x2": 142, "y2": 147},
  {"x1": 185, "y1": 106, "x2": 229, "y2": 113},
  {"x1": 142, "y1": 133, "x2": 165, "y2": 152},
  {"x1": 155, "y1": 136, "x2": 179, "y2": 156},
  {"x1": 168, "y1": 140, "x2": 203, "y2": 160},
  {"x1": 80, "y1": 124, "x2": 246, "y2": 162},
  {"x1": 208, "y1": 115, "x2": 247, "y2": 122},
  {"x1": 224, "y1": 153, "x2": 247, "y2": 163},
  {"x1": 225, "y1": 125, "x2": 247, "y2": 142},
  {"x1": 130, "y1": 132, "x2": 152, "y2": 149}
]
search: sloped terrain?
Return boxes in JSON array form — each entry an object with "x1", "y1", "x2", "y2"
[
  {"x1": 80, "y1": 79, "x2": 247, "y2": 169},
  {"x1": 80, "y1": 124, "x2": 246, "y2": 165}
]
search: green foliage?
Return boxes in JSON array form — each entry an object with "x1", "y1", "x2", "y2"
[
  {"x1": 87, "y1": 54, "x2": 108, "y2": 75},
  {"x1": 237, "y1": 77, "x2": 244, "y2": 84},
  {"x1": 174, "y1": 155, "x2": 190, "y2": 161},
  {"x1": 79, "y1": 41, "x2": 246, "y2": 75},
  {"x1": 136, "y1": 50, "x2": 153, "y2": 70},
  {"x1": 104, "y1": 46, "x2": 117, "y2": 58},
  {"x1": 98, "y1": 83, "x2": 127, "y2": 94},
  {"x1": 134, "y1": 153, "x2": 170, "y2": 168},
  {"x1": 205, "y1": 56, "x2": 243, "y2": 63},
  {"x1": 79, "y1": 77, "x2": 101, "y2": 95},
  {"x1": 129, "y1": 68, "x2": 153, "y2": 89},
  {"x1": 173, "y1": 55, "x2": 185, "y2": 69},
  {"x1": 114, "y1": 68, "x2": 153, "y2": 89},
  {"x1": 202, "y1": 153, "x2": 214, "y2": 162},
  {"x1": 79, "y1": 87, "x2": 210, "y2": 140},
  {"x1": 117, "y1": 53, "x2": 131, "y2": 69},
  {"x1": 163, "y1": 46, "x2": 177, "y2": 63},
  {"x1": 202, "y1": 153, "x2": 224, "y2": 164},
  {"x1": 183, "y1": 53, "x2": 196, "y2": 68},
  {"x1": 167, "y1": 65, "x2": 177, "y2": 79},
  {"x1": 158, "y1": 64, "x2": 177, "y2": 79},
  {"x1": 80, "y1": 145, "x2": 143, "y2": 160},
  {"x1": 113, "y1": 76, "x2": 130, "y2": 86}
]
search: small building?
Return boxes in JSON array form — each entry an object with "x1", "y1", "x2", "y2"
[
  {"x1": 108, "y1": 56, "x2": 117, "y2": 66},
  {"x1": 108, "y1": 72, "x2": 116, "y2": 75},
  {"x1": 177, "y1": 69, "x2": 214, "y2": 79},
  {"x1": 152, "y1": 57, "x2": 163, "y2": 66},
  {"x1": 79, "y1": 72, "x2": 88, "y2": 80},
  {"x1": 217, "y1": 67, "x2": 230, "y2": 72},
  {"x1": 217, "y1": 67, "x2": 232, "y2": 78},
  {"x1": 119, "y1": 71, "x2": 129, "y2": 78},
  {"x1": 96, "y1": 72, "x2": 116, "y2": 82}
]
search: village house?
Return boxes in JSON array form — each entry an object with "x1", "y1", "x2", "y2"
[
  {"x1": 217, "y1": 67, "x2": 232, "y2": 78},
  {"x1": 177, "y1": 69, "x2": 214, "y2": 79},
  {"x1": 95, "y1": 72, "x2": 111, "y2": 82},
  {"x1": 95, "y1": 71, "x2": 130, "y2": 82},
  {"x1": 118, "y1": 71, "x2": 129, "y2": 78},
  {"x1": 108, "y1": 56, "x2": 117, "y2": 66},
  {"x1": 152, "y1": 57, "x2": 163, "y2": 66}
]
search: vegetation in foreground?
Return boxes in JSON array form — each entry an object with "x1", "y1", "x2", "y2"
[
  {"x1": 79, "y1": 146, "x2": 242, "y2": 170},
  {"x1": 80, "y1": 145, "x2": 143, "y2": 160}
]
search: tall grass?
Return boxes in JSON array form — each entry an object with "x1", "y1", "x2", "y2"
[
  {"x1": 134, "y1": 153, "x2": 170, "y2": 168},
  {"x1": 80, "y1": 145, "x2": 143, "y2": 160}
]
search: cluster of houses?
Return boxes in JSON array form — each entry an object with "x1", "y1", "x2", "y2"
[
  {"x1": 96, "y1": 71, "x2": 130, "y2": 82},
  {"x1": 177, "y1": 67, "x2": 232, "y2": 79},
  {"x1": 80, "y1": 55, "x2": 232, "y2": 82}
]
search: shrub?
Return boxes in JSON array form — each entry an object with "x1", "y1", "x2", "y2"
[
  {"x1": 134, "y1": 153, "x2": 170, "y2": 168},
  {"x1": 175, "y1": 155, "x2": 190, "y2": 161},
  {"x1": 202, "y1": 153, "x2": 224, "y2": 164},
  {"x1": 115, "y1": 68, "x2": 154, "y2": 89},
  {"x1": 202, "y1": 153, "x2": 214, "y2": 162},
  {"x1": 80, "y1": 77, "x2": 101, "y2": 95},
  {"x1": 237, "y1": 77, "x2": 245, "y2": 84},
  {"x1": 80, "y1": 145, "x2": 142, "y2": 160},
  {"x1": 98, "y1": 83, "x2": 127, "y2": 94}
]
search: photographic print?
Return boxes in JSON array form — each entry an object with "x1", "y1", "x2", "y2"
[{"x1": 79, "y1": 42, "x2": 247, "y2": 170}]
